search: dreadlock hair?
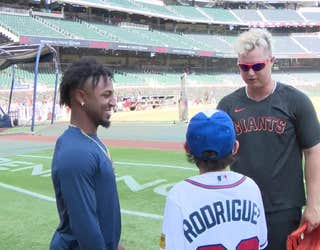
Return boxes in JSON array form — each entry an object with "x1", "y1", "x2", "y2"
[
  {"x1": 59, "y1": 57, "x2": 113, "y2": 107},
  {"x1": 184, "y1": 142, "x2": 235, "y2": 172}
]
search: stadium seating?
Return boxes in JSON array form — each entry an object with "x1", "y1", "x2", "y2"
[
  {"x1": 259, "y1": 9, "x2": 305, "y2": 22},
  {"x1": 272, "y1": 36, "x2": 306, "y2": 54},
  {"x1": 232, "y1": 9, "x2": 263, "y2": 22},
  {"x1": 102, "y1": 0, "x2": 148, "y2": 13},
  {"x1": 2, "y1": 65, "x2": 320, "y2": 90},
  {"x1": 167, "y1": 5, "x2": 210, "y2": 22},
  {"x1": 185, "y1": 34, "x2": 233, "y2": 52},
  {"x1": 52, "y1": 0, "x2": 320, "y2": 25},
  {"x1": 299, "y1": 10, "x2": 320, "y2": 22},
  {"x1": 0, "y1": 13, "x2": 314, "y2": 56},
  {"x1": 134, "y1": 2, "x2": 178, "y2": 18},
  {"x1": 94, "y1": 23, "x2": 154, "y2": 44},
  {"x1": 0, "y1": 4, "x2": 320, "y2": 94},
  {"x1": 292, "y1": 36, "x2": 320, "y2": 53},
  {"x1": 0, "y1": 66, "x2": 59, "y2": 89},
  {"x1": 200, "y1": 8, "x2": 239, "y2": 23},
  {"x1": 0, "y1": 13, "x2": 66, "y2": 38},
  {"x1": 0, "y1": 10, "x2": 319, "y2": 57},
  {"x1": 42, "y1": 17, "x2": 108, "y2": 40}
]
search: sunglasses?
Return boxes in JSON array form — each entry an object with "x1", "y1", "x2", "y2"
[{"x1": 238, "y1": 59, "x2": 270, "y2": 72}]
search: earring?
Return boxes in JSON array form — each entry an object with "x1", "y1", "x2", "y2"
[{"x1": 81, "y1": 102, "x2": 84, "y2": 107}]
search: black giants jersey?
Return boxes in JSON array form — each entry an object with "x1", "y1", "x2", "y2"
[{"x1": 217, "y1": 82, "x2": 320, "y2": 212}]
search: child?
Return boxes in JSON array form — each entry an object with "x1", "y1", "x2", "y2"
[{"x1": 160, "y1": 109, "x2": 268, "y2": 250}]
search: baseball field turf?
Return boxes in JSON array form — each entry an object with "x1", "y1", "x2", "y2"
[
  {"x1": 0, "y1": 100, "x2": 318, "y2": 250},
  {"x1": 0, "y1": 146, "x2": 196, "y2": 250},
  {"x1": 0, "y1": 101, "x2": 199, "y2": 250}
]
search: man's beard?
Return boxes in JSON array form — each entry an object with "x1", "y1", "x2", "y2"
[{"x1": 100, "y1": 120, "x2": 111, "y2": 128}]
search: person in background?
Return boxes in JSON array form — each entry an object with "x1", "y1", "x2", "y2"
[{"x1": 217, "y1": 28, "x2": 320, "y2": 250}]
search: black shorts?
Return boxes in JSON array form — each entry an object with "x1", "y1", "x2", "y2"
[{"x1": 265, "y1": 207, "x2": 302, "y2": 250}]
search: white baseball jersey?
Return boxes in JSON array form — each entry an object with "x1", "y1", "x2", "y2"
[{"x1": 160, "y1": 171, "x2": 268, "y2": 250}]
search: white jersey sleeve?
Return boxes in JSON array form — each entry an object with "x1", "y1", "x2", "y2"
[
  {"x1": 160, "y1": 191, "x2": 185, "y2": 250},
  {"x1": 256, "y1": 184, "x2": 268, "y2": 249}
]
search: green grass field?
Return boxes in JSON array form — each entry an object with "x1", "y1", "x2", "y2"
[
  {"x1": 1, "y1": 95, "x2": 318, "y2": 250},
  {"x1": 0, "y1": 146, "x2": 196, "y2": 250}
]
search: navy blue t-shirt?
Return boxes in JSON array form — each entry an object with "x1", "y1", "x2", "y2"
[{"x1": 50, "y1": 126, "x2": 121, "y2": 250}]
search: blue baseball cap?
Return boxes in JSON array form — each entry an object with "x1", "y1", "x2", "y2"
[{"x1": 186, "y1": 109, "x2": 236, "y2": 160}]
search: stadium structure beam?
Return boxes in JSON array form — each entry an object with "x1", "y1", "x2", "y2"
[
  {"x1": 8, "y1": 65, "x2": 15, "y2": 114},
  {"x1": 51, "y1": 56, "x2": 59, "y2": 125},
  {"x1": 30, "y1": 43, "x2": 43, "y2": 133},
  {"x1": 31, "y1": 43, "x2": 59, "y2": 133}
]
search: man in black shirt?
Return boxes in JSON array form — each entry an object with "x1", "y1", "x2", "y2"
[{"x1": 217, "y1": 28, "x2": 320, "y2": 250}]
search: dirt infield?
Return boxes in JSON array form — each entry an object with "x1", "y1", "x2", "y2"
[
  {"x1": 111, "y1": 104, "x2": 216, "y2": 122},
  {"x1": 0, "y1": 133, "x2": 184, "y2": 151},
  {"x1": 0, "y1": 104, "x2": 219, "y2": 151},
  {"x1": 1, "y1": 92, "x2": 320, "y2": 152}
]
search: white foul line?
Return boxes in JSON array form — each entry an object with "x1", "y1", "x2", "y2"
[
  {"x1": 115, "y1": 161, "x2": 196, "y2": 171},
  {"x1": 17, "y1": 154, "x2": 196, "y2": 171},
  {"x1": 17, "y1": 154, "x2": 52, "y2": 159},
  {"x1": 121, "y1": 209, "x2": 162, "y2": 220},
  {"x1": 0, "y1": 182, "x2": 55, "y2": 202},
  {"x1": 0, "y1": 182, "x2": 163, "y2": 220}
]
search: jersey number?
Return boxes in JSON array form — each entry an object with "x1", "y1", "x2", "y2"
[{"x1": 197, "y1": 237, "x2": 259, "y2": 250}]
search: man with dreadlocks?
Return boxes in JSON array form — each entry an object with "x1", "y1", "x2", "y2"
[{"x1": 50, "y1": 57, "x2": 124, "y2": 250}]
